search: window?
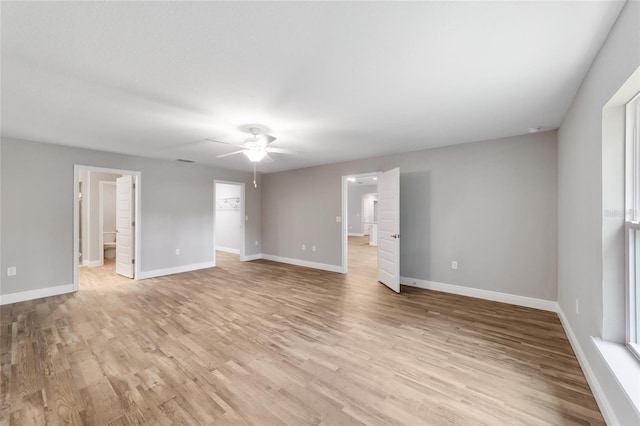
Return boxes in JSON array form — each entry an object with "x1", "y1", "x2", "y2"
[{"x1": 625, "y1": 91, "x2": 640, "y2": 361}]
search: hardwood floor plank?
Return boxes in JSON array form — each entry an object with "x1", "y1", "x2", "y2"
[{"x1": 0, "y1": 237, "x2": 604, "y2": 425}]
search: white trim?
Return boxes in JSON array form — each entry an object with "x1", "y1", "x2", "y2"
[
  {"x1": 82, "y1": 260, "x2": 102, "y2": 268},
  {"x1": 0, "y1": 284, "x2": 75, "y2": 306},
  {"x1": 216, "y1": 246, "x2": 240, "y2": 255},
  {"x1": 348, "y1": 233, "x2": 365, "y2": 237},
  {"x1": 243, "y1": 253, "x2": 263, "y2": 261},
  {"x1": 86, "y1": 172, "x2": 92, "y2": 268},
  {"x1": 341, "y1": 176, "x2": 348, "y2": 273},
  {"x1": 557, "y1": 308, "x2": 619, "y2": 426},
  {"x1": 625, "y1": 90, "x2": 640, "y2": 222},
  {"x1": 137, "y1": 261, "x2": 215, "y2": 280},
  {"x1": 626, "y1": 90, "x2": 640, "y2": 360},
  {"x1": 261, "y1": 254, "x2": 342, "y2": 273},
  {"x1": 592, "y1": 337, "x2": 640, "y2": 421},
  {"x1": 74, "y1": 166, "x2": 80, "y2": 288},
  {"x1": 99, "y1": 180, "x2": 104, "y2": 266},
  {"x1": 400, "y1": 277, "x2": 558, "y2": 312}
]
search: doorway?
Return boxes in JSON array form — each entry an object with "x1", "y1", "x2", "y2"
[
  {"x1": 99, "y1": 181, "x2": 116, "y2": 267},
  {"x1": 342, "y1": 173, "x2": 379, "y2": 277},
  {"x1": 214, "y1": 181, "x2": 246, "y2": 267},
  {"x1": 73, "y1": 165, "x2": 141, "y2": 290},
  {"x1": 342, "y1": 168, "x2": 401, "y2": 292}
]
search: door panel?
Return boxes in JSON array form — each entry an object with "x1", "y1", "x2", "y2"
[
  {"x1": 115, "y1": 175, "x2": 134, "y2": 278},
  {"x1": 377, "y1": 167, "x2": 400, "y2": 292}
]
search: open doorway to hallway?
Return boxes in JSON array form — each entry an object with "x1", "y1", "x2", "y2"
[
  {"x1": 74, "y1": 165, "x2": 141, "y2": 290},
  {"x1": 214, "y1": 181, "x2": 246, "y2": 268},
  {"x1": 345, "y1": 174, "x2": 378, "y2": 277}
]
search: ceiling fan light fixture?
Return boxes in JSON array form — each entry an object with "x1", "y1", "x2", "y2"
[{"x1": 243, "y1": 149, "x2": 266, "y2": 162}]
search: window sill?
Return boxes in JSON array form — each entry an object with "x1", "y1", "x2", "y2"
[{"x1": 592, "y1": 337, "x2": 640, "y2": 417}]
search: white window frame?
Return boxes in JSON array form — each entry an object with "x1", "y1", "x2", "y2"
[{"x1": 625, "y1": 91, "x2": 640, "y2": 361}]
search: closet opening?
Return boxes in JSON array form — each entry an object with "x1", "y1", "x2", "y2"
[{"x1": 214, "y1": 181, "x2": 246, "y2": 268}]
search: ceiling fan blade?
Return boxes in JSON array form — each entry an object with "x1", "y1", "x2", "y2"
[
  {"x1": 265, "y1": 147, "x2": 296, "y2": 154},
  {"x1": 262, "y1": 153, "x2": 274, "y2": 163},
  {"x1": 216, "y1": 150, "x2": 246, "y2": 158},
  {"x1": 204, "y1": 139, "x2": 246, "y2": 148},
  {"x1": 260, "y1": 134, "x2": 277, "y2": 145}
]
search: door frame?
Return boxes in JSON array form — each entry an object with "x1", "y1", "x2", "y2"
[
  {"x1": 341, "y1": 171, "x2": 379, "y2": 274},
  {"x1": 73, "y1": 165, "x2": 142, "y2": 290},
  {"x1": 98, "y1": 180, "x2": 117, "y2": 266},
  {"x1": 213, "y1": 180, "x2": 246, "y2": 266}
]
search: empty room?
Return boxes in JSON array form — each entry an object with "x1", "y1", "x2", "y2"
[{"x1": 1, "y1": 1, "x2": 639, "y2": 425}]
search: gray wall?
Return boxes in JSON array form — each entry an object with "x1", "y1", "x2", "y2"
[
  {"x1": 557, "y1": 1, "x2": 640, "y2": 424},
  {"x1": 0, "y1": 137, "x2": 262, "y2": 296},
  {"x1": 347, "y1": 183, "x2": 376, "y2": 235},
  {"x1": 262, "y1": 131, "x2": 557, "y2": 301}
]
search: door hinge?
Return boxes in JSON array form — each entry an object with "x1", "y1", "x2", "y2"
[
  {"x1": 132, "y1": 221, "x2": 135, "y2": 227},
  {"x1": 133, "y1": 183, "x2": 136, "y2": 189},
  {"x1": 132, "y1": 259, "x2": 135, "y2": 265}
]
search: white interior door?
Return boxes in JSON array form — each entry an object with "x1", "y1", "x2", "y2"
[
  {"x1": 116, "y1": 175, "x2": 135, "y2": 278},
  {"x1": 377, "y1": 167, "x2": 400, "y2": 293}
]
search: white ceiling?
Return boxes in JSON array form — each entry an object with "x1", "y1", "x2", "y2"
[{"x1": 0, "y1": 1, "x2": 625, "y2": 173}]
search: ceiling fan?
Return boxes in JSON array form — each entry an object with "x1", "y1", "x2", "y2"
[{"x1": 205, "y1": 126, "x2": 294, "y2": 188}]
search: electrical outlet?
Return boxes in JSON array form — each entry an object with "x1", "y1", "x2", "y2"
[
  {"x1": 336, "y1": 216, "x2": 341, "y2": 223},
  {"x1": 7, "y1": 267, "x2": 16, "y2": 276},
  {"x1": 302, "y1": 244, "x2": 306, "y2": 251},
  {"x1": 255, "y1": 240, "x2": 259, "y2": 246},
  {"x1": 576, "y1": 299, "x2": 579, "y2": 315},
  {"x1": 451, "y1": 261, "x2": 458, "y2": 270},
  {"x1": 175, "y1": 249, "x2": 180, "y2": 255},
  {"x1": 312, "y1": 245, "x2": 316, "y2": 252},
  {"x1": 245, "y1": 215, "x2": 249, "y2": 221}
]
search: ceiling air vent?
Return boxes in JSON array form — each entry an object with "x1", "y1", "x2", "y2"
[{"x1": 177, "y1": 159, "x2": 195, "y2": 163}]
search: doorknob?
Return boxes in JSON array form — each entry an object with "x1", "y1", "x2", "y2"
[{"x1": 391, "y1": 234, "x2": 400, "y2": 239}]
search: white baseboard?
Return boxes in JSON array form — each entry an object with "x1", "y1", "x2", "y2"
[
  {"x1": 556, "y1": 308, "x2": 618, "y2": 426},
  {"x1": 348, "y1": 233, "x2": 365, "y2": 237},
  {"x1": 0, "y1": 284, "x2": 75, "y2": 306},
  {"x1": 400, "y1": 277, "x2": 558, "y2": 312},
  {"x1": 138, "y1": 261, "x2": 215, "y2": 279},
  {"x1": 261, "y1": 254, "x2": 342, "y2": 273},
  {"x1": 216, "y1": 246, "x2": 240, "y2": 254},
  {"x1": 561, "y1": 310, "x2": 623, "y2": 424},
  {"x1": 82, "y1": 260, "x2": 101, "y2": 267},
  {"x1": 243, "y1": 253, "x2": 263, "y2": 261}
]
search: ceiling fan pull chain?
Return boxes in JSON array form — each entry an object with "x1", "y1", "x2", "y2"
[{"x1": 253, "y1": 163, "x2": 257, "y2": 188}]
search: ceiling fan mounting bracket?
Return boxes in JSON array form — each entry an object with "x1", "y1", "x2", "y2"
[{"x1": 239, "y1": 124, "x2": 271, "y2": 136}]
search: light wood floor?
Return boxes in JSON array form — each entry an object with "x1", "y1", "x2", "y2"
[{"x1": 1, "y1": 237, "x2": 603, "y2": 425}]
